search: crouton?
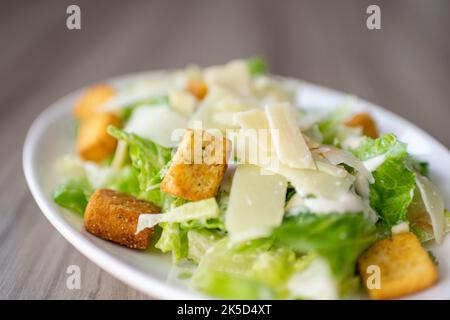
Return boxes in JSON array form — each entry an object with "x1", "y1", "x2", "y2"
[
  {"x1": 345, "y1": 112, "x2": 379, "y2": 138},
  {"x1": 186, "y1": 79, "x2": 208, "y2": 100},
  {"x1": 84, "y1": 189, "x2": 160, "y2": 250},
  {"x1": 76, "y1": 113, "x2": 121, "y2": 162},
  {"x1": 161, "y1": 129, "x2": 230, "y2": 201},
  {"x1": 74, "y1": 84, "x2": 115, "y2": 120},
  {"x1": 358, "y1": 232, "x2": 437, "y2": 299}
]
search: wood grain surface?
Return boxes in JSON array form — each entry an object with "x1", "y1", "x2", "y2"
[{"x1": 0, "y1": 0, "x2": 448, "y2": 299}]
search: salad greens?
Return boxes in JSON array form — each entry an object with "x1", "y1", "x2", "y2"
[
  {"x1": 108, "y1": 126, "x2": 172, "y2": 207},
  {"x1": 53, "y1": 180, "x2": 90, "y2": 215},
  {"x1": 353, "y1": 134, "x2": 416, "y2": 229},
  {"x1": 247, "y1": 56, "x2": 268, "y2": 76},
  {"x1": 274, "y1": 213, "x2": 376, "y2": 287},
  {"x1": 54, "y1": 58, "x2": 448, "y2": 300}
]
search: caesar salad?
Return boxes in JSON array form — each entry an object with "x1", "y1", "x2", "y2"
[{"x1": 52, "y1": 58, "x2": 449, "y2": 300}]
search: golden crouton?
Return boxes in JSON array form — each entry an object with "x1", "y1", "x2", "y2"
[
  {"x1": 161, "y1": 129, "x2": 230, "y2": 201},
  {"x1": 345, "y1": 112, "x2": 379, "y2": 138},
  {"x1": 186, "y1": 79, "x2": 208, "y2": 100},
  {"x1": 84, "y1": 189, "x2": 160, "y2": 250},
  {"x1": 76, "y1": 113, "x2": 121, "y2": 162},
  {"x1": 74, "y1": 84, "x2": 115, "y2": 120},
  {"x1": 358, "y1": 232, "x2": 437, "y2": 299}
]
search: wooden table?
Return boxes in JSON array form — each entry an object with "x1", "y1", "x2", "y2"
[{"x1": 0, "y1": 0, "x2": 448, "y2": 299}]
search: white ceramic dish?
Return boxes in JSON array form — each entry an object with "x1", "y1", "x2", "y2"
[{"x1": 23, "y1": 71, "x2": 450, "y2": 299}]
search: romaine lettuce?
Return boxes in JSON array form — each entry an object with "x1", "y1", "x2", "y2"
[
  {"x1": 353, "y1": 134, "x2": 416, "y2": 228},
  {"x1": 155, "y1": 223, "x2": 188, "y2": 262},
  {"x1": 108, "y1": 126, "x2": 172, "y2": 207},
  {"x1": 274, "y1": 213, "x2": 376, "y2": 288},
  {"x1": 136, "y1": 198, "x2": 220, "y2": 232},
  {"x1": 192, "y1": 237, "x2": 297, "y2": 299},
  {"x1": 53, "y1": 180, "x2": 91, "y2": 215},
  {"x1": 248, "y1": 56, "x2": 267, "y2": 76}
]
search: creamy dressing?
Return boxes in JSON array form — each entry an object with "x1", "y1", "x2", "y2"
[
  {"x1": 341, "y1": 136, "x2": 364, "y2": 150},
  {"x1": 391, "y1": 222, "x2": 410, "y2": 235},
  {"x1": 363, "y1": 153, "x2": 387, "y2": 172},
  {"x1": 303, "y1": 192, "x2": 364, "y2": 214},
  {"x1": 286, "y1": 191, "x2": 364, "y2": 214},
  {"x1": 287, "y1": 258, "x2": 338, "y2": 300}
]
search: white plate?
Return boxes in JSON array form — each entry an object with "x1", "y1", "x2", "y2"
[{"x1": 23, "y1": 71, "x2": 450, "y2": 299}]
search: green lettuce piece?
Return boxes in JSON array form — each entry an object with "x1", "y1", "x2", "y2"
[
  {"x1": 103, "y1": 165, "x2": 140, "y2": 196},
  {"x1": 274, "y1": 213, "x2": 376, "y2": 285},
  {"x1": 406, "y1": 155, "x2": 429, "y2": 177},
  {"x1": 84, "y1": 164, "x2": 140, "y2": 197},
  {"x1": 192, "y1": 237, "x2": 296, "y2": 299},
  {"x1": 156, "y1": 223, "x2": 188, "y2": 262},
  {"x1": 317, "y1": 106, "x2": 352, "y2": 146},
  {"x1": 149, "y1": 199, "x2": 222, "y2": 262},
  {"x1": 53, "y1": 180, "x2": 91, "y2": 215},
  {"x1": 194, "y1": 271, "x2": 275, "y2": 300},
  {"x1": 180, "y1": 218, "x2": 225, "y2": 232},
  {"x1": 137, "y1": 198, "x2": 220, "y2": 231},
  {"x1": 187, "y1": 229, "x2": 222, "y2": 263},
  {"x1": 248, "y1": 56, "x2": 267, "y2": 76},
  {"x1": 353, "y1": 134, "x2": 416, "y2": 228},
  {"x1": 108, "y1": 126, "x2": 172, "y2": 207}
]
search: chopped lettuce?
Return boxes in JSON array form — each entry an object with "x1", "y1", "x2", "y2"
[
  {"x1": 406, "y1": 155, "x2": 429, "y2": 177},
  {"x1": 352, "y1": 134, "x2": 416, "y2": 229},
  {"x1": 108, "y1": 126, "x2": 172, "y2": 207},
  {"x1": 155, "y1": 223, "x2": 188, "y2": 261},
  {"x1": 317, "y1": 106, "x2": 352, "y2": 146},
  {"x1": 247, "y1": 56, "x2": 267, "y2": 76},
  {"x1": 84, "y1": 163, "x2": 140, "y2": 197},
  {"x1": 187, "y1": 229, "x2": 222, "y2": 263},
  {"x1": 136, "y1": 198, "x2": 219, "y2": 232},
  {"x1": 149, "y1": 199, "x2": 221, "y2": 262},
  {"x1": 274, "y1": 213, "x2": 376, "y2": 289},
  {"x1": 192, "y1": 237, "x2": 297, "y2": 299},
  {"x1": 287, "y1": 257, "x2": 338, "y2": 300},
  {"x1": 194, "y1": 271, "x2": 275, "y2": 300},
  {"x1": 53, "y1": 180, "x2": 91, "y2": 215}
]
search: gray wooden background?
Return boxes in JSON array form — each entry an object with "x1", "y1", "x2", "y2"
[{"x1": 0, "y1": 0, "x2": 448, "y2": 299}]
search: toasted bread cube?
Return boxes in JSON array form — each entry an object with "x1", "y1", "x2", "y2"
[
  {"x1": 77, "y1": 113, "x2": 121, "y2": 162},
  {"x1": 84, "y1": 189, "x2": 160, "y2": 250},
  {"x1": 358, "y1": 232, "x2": 437, "y2": 299},
  {"x1": 186, "y1": 79, "x2": 208, "y2": 100},
  {"x1": 345, "y1": 112, "x2": 379, "y2": 138},
  {"x1": 161, "y1": 129, "x2": 230, "y2": 201},
  {"x1": 74, "y1": 84, "x2": 115, "y2": 120}
]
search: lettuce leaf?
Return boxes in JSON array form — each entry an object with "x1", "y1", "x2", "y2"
[
  {"x1": 136, "y1": 198, "x2": 220, "y2": 232},
  {"x1": 150, "y1": 199, "x2": 222, "y2": 262},
  {"x1": 274, "y1": 213, "x2": 376, "y2": 286},
  {"x1": 248, "y1": 56, "x2": 267, "y2": 76},
  {"x1": 352, "y1": 134, "x2": 416, "y2": 228},
  {"x1": 406, "y1": 155, "x2": 429, "y2": 177},
  {"x1": 155, "y1": 223, "x2": 188, "y2": 261},
  {"x1": 317, "y1": 106, "x2": 353, "y2": 146},
  {"x1": 194, "y1": 271, "x2": 275, "y2": 299},
  {"x1": 108, "y1": 126, "x2": 172, "y2": 207},
  {"x1": 192, "y1": 237, "x2": 296, "y2": 299},
  {"x1": 187, "y1": 229, "x2": 222, "y2": 263},
  {"x1": 53, "y1": 180, "x2": 91, "y2": 215}
]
